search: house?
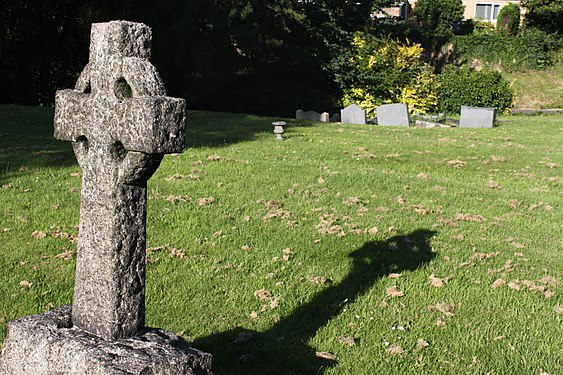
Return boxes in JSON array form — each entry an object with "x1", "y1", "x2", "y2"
[
  {"x1": 377, "y1": 1, "x2": 522, "y2": 25},
  {"x1": 462, "y1": 0, "x2": 522, "y2": 24}
]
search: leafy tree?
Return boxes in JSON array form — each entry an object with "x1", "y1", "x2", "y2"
[
  {"x1": 413, "y1": 0, "x2": 465, "y2": 48},
  {"x1": 497, "y1": 3, "x2": 521, "y2": 35},
  {"x1": 522, "y1": 0, "x2": 563, "y2": 34}
]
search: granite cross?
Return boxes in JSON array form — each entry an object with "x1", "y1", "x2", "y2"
[{"x1": 54, "y1": 21, "x2": 186, "y2": 341}]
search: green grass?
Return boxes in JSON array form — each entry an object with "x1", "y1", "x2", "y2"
[
  {"x1": 1, "y1": 104, "x2": 562, "y2": 374},
  {"x1": 505, "y1": 59, "x2": 563, "y2": 110}
]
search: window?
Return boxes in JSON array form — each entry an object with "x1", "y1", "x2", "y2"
[{"x1": 475, "y1": 3, "x2": 501, "y2": 21}]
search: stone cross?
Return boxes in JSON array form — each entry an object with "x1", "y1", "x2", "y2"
[{"x1": 53, "y1": 21, "x2": 186, "y2": 341}]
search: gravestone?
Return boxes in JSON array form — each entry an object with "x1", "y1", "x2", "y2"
[
  {"x1": 296, "y1": 109, "x2": 329, "y2": 122},
  {"x1": 340, "y1": 104, "x2": 367, "y2": 124},
  {"x1": 0, "y1": 20, "x2": 212, "y2": 374},
  {"x1": 459, "y1": 106, "x2": 496, "y2": 128},
  {"x1": 376, "y1": 103, "x2": 410, "y2": 127}
]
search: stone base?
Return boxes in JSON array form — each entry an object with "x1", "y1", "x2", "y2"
[{"x1": 0, "y1": 305, "x2": 212, "y2": 375}]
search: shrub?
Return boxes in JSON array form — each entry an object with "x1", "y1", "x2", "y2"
[
  {"x1": 328, "y1": 33, "x2": 440, "y2": 117},
  {"x1": 438, "y1": 66, "x2": 514, "y2": 114},
  {"x1": 395, "y1": 66, "x2": 441, "y2": 115},
  {"x1": 452, "y1": 29, "x2": 562, "y2": 71},
  {"x1": 522, "y1": 0, "x2": 563, "y2": 34},
  {"x1": 497, "y1": 3, "x2": 520, "y2": 35}
]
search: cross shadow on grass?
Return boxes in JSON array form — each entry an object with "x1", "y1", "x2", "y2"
[{"x1": 193, "y1": 229, "x2": 437, "y2": 375}]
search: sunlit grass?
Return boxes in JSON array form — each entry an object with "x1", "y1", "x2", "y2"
[
  {"x1": 505, "y1": 59, "x2": 563, "y2": 110},
  {"x1": 0, "y1": 105, "x2": 561, "y2": 374}
]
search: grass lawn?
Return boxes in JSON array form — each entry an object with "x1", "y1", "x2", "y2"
[
  {"x1": 505, "y1": 59, "x2": 563, "y2": 110},
  {"x1": 0, "y1": 104, "x2": 561, "y2": 374}
]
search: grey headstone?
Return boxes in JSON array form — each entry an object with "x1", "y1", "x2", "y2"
[
  {"x1": 0, "y1": 20, "x2": 211, "y2": 374},
  {"x1": 376, "y1": 103, "x2": 410, "y2": 127},
  {"x1": 340, "y1": 104, "x2": 367, "y2": 124},
  {"x1": 459, "y1": 106, "x2": 496, "y2": 128},
  {"x1": 296, "y1": 109, "x2": 329, "y2": 122}
]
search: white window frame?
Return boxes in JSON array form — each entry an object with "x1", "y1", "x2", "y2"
[{"x1": 475, "y1": 3, "x2": 502, "y2": 22}]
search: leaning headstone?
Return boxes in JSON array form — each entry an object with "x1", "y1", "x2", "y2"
[
  {"x1": 340, "y1": 104, "x2": 367, "y2": 124},
  {"x1": 0, "y1": 20, "x2": 212, "y2": 375},
  {"x1": 296, "y1": 109, "x2": 329, "y2": 122},
  {"x1": 376, "y1": 103, "x2": 410, "y2": 127},
  {"x1": 459, "y1": 106, "x2": 496, "y2": 128}
]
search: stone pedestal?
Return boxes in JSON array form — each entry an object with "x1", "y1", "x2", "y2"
[{"x1": 0, "y1": 306, "x2": 212, "y2": 375}]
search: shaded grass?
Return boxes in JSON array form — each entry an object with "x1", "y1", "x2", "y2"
[{"x1": 0, "y1": 105, "x2": 561, "y2": 374}]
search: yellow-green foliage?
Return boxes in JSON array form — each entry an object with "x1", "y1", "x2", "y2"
[
  {"x1": 342, "y1": 87, "x2": 378, "y2": 117},
  {"x1": 329, "y1": 33, "x2": 440, "y2": 117},
  {"x1": 395, "y1": 66, "x2": 441, "y2": 115}
]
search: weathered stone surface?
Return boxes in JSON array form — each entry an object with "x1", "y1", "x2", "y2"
[
  {"x1": 295, "y1": 109, "x2": 329, "y2": 122},
  {"x1": 0, "y1": 306, "x2": 212, "y2": 375},
  {"x1": 52, "y1": 20, "x2": 186, "y2": 341},
  {"x1": 376, "y1": 103, "x2": 410, "y2": 127},
  {"x1": 459, "y1": 106, "x2": 496, "y2": 128},
  {"x1": 340, "y1": 104, "x2": 367, "y2": 125}
]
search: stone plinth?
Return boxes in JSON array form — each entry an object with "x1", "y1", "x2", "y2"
[{"x1": 0, "y1": 306, "x2": 212, "y2": 375}]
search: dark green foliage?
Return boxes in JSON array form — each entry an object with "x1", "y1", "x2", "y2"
[
  {"x1": 0, "y1": 0, "x2": 396, "y2": 116},
  {"x1": 496, "y1": 3, "x2": 520, "y2": 35},
  {"x1": 438, "y1": 66, "x2": 514, "y2": 114},
  {"x1": 452, "y1": 29, "x2": 562, "y2": 72},
  {"x1": 413, "y1": 0, "x2": 465, "y2": 48},
  {"x1": 0, "y1": 1, "x2": 90, "y2": 104},
  {"x1": 522, "y1": 0, "x2": 563, "y2": 34}
]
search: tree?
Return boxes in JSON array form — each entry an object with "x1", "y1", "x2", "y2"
[
  {"x1": 0, "y1": 0, "x2": 399, "y2": 115},
  {"x1": 497, "y1": 3, "x2": 521, "y2": 35},
  {"x1": 522, "y1": 0, "x2": 563, "y2": 34},
  {"x1": 413, "y1": 0, "x2": 465, "y2": 48}
]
